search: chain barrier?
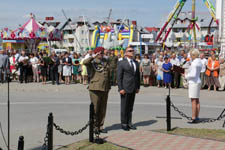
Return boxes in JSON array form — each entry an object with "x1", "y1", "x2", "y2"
[
  {"x1": 54, "y1": 121, "x2": 90, "y2": 136},
  {"x1": 170, "y1": 101, "x2": 192, "y2": 121},
  {"x1": 93, "y1": 114, "x2": 100, "y2": 140},
  {"x1": 170, "y1": 101, "x2": 225, "y2": 124},
  {"x1": 42, "y1": 121, "x2": 50, "y2": 150}
]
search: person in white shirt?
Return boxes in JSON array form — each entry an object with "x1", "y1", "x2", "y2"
[
  {"x1": 200, "y1": 53, "x2": 207, "y2": 89},
  {"x1": 84, "y1": 50, "x2": 93, "y2": 60},
  {"x1": 15, "y1": 50, "x2": 20, "y2": 61},
  {"x1": 170, "y1": 53, "x2": 181, "y2": 88},
  {"x1": 18, "y1": 50, "x2": 29, "y2": 83},
  {"x1": 184, "y1": 49, "x2": 202, "y2": 123},
  {"x1": 180, "y1": 53, "x2": 191, "y2": 88},
  {"x1": 118, "y1": 54, "x2": 123, "y2": 62},
  {"x1": 219, "y1": 58, "x2": 225, "y2": 91},
  {"x1": 156, "y1": 55, "x2": 164, "y2": 88},
  {"x1": 29, "y1": 53, "x2": 39, "y2": 82}
]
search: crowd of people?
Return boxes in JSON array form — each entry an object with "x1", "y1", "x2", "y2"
[
  {"x1": 1, "y1": 47, "x2": 225, "y2": 130},
  {"x1": 0, "y1": 48, "x2": 225, "y2": 91}
]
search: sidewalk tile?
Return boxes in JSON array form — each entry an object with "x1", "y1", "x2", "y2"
[{"x1": 104, "y1": 130, "x2": 225, "y2": 150}]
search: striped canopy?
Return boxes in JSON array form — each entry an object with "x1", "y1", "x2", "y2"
[{"x1": 1, "y1": 13, "x2": 62, "y2": 41}]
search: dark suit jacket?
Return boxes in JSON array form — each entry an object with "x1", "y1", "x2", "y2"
[
  {"x1": 117, "y1": 58, "x2": 140, "y2": 93},
  {"x1": 0, "y1": 54, "x2": 9, "y2": 69},
  {"x1": 63, "y1": 57, "x2": 72, "y2": 65}
]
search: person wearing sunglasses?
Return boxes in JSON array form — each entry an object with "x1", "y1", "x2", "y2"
[{"x1": 117, "y1": 47, "x2": 140, "y2": 131}]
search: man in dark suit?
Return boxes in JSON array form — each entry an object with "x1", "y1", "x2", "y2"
[
  {"x1": 49, "y1": 52, "x2": 60, "y2": 85},
  {"x1": 0, "y1": 50, "x2": 9, "y2": 83},
  {"x1": 117, "y1": 47, "x2": 140, "y2": 131}
]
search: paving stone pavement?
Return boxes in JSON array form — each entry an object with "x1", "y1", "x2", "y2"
[{"x1": 104, "y1": 130, "x2": 225, "y2": 150}]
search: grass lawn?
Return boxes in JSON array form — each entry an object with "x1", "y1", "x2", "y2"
[
  {"x1": 155, "y1": 128, "x2": 225, "y2": 142},
  {"x1": 57, "y1": 139, "x2": 129, "y2": 150}
]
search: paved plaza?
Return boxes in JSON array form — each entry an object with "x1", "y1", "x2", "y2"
[
  {"x1": 105, "y1": 130, "x2": 225, "y2": 150},
  {"x1": 0, "y1": 82, "x2": 225, "y2": 149}
]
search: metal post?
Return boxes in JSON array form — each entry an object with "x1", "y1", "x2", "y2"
[
  {"x1": 89, "y1": 103, "x2": 94, "y2": 143},
  {"x1": 166, "y1": 95, "x2": 171, "y2": 131},
  {"x1": 192, "y1": 0, "x2": 197, "y2": 47},
  {"x1": 7, "y1": 74, "x2": 10, "y2": 150},
  {"x1": 48, "y1": 113, "x2": 53, "y2": 150},
  {"x1": 17, "y1": 136, "x2": 24, "y2": 150}
]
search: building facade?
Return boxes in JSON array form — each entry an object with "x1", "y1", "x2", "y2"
[{"x1": 58, "y1": 18, "x2": 94, "y2": 54}]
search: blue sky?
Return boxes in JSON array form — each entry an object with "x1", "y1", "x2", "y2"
[{"x1": 0, "y1": 0, "x2": 216, "y2": 29}]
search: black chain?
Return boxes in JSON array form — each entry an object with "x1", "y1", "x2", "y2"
[
  {"x1": 93, "y1": 114, "x2": 100, "y2": 139},
  {"x1": 54, "y1": 121, "x2": 90, "y2": 136},
  {"x1": 170, "y1": 101, "x2": 192, "y2": 121},
  {"x1": 42, "y1": 122, "x2": 50, "y2": 150},
  {"x1": 170, "y1": 101, "x2": 225, "y2": 124}
]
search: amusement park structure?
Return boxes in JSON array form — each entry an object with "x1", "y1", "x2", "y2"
[
  {"x1": 1, "y1": 13, "x2": 62, "y2": 52},
  {"x1": 217, "y1": 0, "x2": 225, "y2": 58},
  {"x1": 155, "y1": 0, "x2": 218, "y2": 48},
  {"x1": 91, "y1": 9, "x2": 136, "y2": 56}
]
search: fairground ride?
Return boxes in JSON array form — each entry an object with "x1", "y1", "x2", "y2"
[{"x1": 155, "y1": 0, "x2": 218, "y2": 49}]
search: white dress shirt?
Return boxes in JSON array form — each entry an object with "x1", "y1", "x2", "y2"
[
  {"x1": 185, "y1": 58, "x2": 202, "y2": 84},
  {"x1": 84, "y1": 53, "x2": 92, "y2": 60},
  {"x1": 127, "y1": 57, "x2": 136, "y2": 72},
  {"x1": 30, "y1": 57, "x2": 39, "y2": 68},
  {"x1": 200, "y1": 58, "x2": 207, "y2": 73},
  {"x1": 170, "y1": 58, "x2": 180, "y2": 66},
  {"x1": 18, "y1": 56, "x2": 29, "y2": 62}
]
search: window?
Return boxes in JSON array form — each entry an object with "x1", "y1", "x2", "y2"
[
  {"x1": 69, "y1": 47, "x2": 74, "y2": 51},
  {"x1": 69, "y1": 38, "x2": 74, "y2": 43},
  {"x1": 68, "y1": 30, "x2": 73, "y2": 34},
  {"x1": 176, "y1": 38, "x2": 181, "y2": 42},
  {"x1": 173, "y1": 28, "x2": 179, "y2": 33}
]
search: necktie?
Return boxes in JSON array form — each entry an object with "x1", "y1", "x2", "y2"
[{"x1": 130, "y1": 60, "x2": 135, "y2": 72}]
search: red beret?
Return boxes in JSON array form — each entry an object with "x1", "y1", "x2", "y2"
[{"x1": 93, "y1": 47, "x2": 104, "y2": 54}]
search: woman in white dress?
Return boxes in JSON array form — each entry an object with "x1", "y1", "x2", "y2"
[
  {"x1": 184, "y1": 49, "x2": 202, "y2": 123},
  {"x1": 63, "y1": 52, "x2": 72, "y2": 85},
  {"x1": 156, "y1": 55, "x2": 164, "y2": 88},
  {"x1": 29, "y1": 53, "x2": 39, "y2": 82}
]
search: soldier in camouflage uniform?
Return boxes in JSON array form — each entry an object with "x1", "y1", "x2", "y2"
[
  {"x1": 83, "y1": 47, "x2": 111, "y2": 133},
  {"x1": 108, "y1": 50, "x2": 118, "y2": 86}
]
